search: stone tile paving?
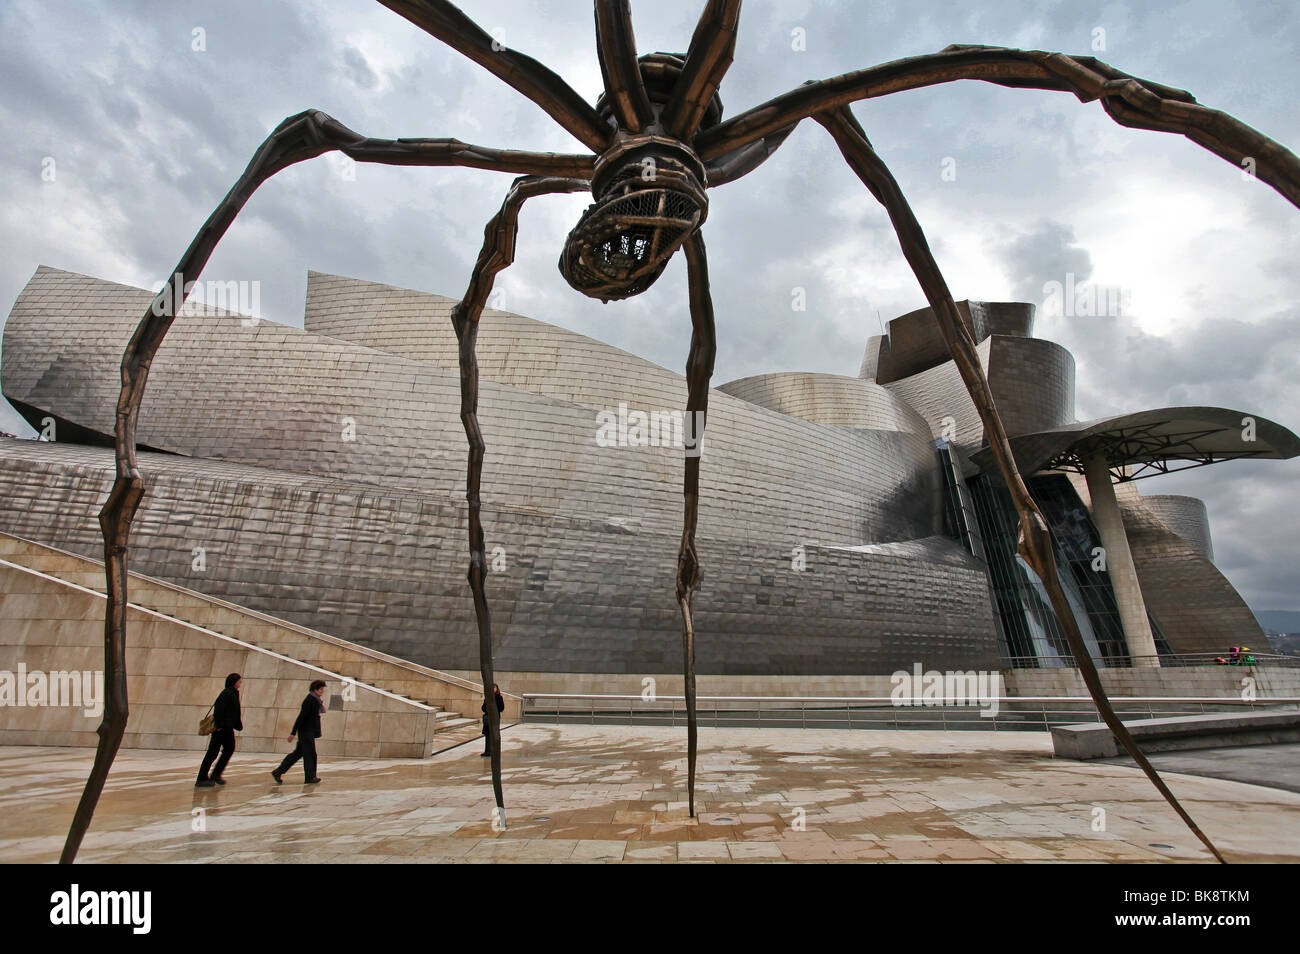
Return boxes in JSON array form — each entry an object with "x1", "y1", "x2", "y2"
[{"x1": 2, "y1": 726, "x2": 1297, "y2": 863}]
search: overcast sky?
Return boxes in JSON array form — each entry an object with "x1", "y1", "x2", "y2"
[{"x1": 1, "y1": 0, "x2": 1296, "y2": 613}]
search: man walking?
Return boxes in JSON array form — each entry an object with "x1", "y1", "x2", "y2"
[{"x1": 272, "y1": 679, "x2": 327, "y2": 784}]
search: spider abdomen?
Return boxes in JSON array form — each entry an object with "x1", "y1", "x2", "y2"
[{"x1": 560, "y1": 139, "x2": 708, "y2": 302}]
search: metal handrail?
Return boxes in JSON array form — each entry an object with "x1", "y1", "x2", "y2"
[
  {"x1": 999, "y1": 651, "x2": 1300, "y2": 669},
  {"x1": 519, "y1": 693, "x2": 1300, "y2": 731},
  {"x1": 521, "y1": 693, "x2": 1300, "y2": 702}
]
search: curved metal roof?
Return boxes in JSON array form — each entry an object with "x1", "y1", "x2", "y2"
[{"x1": 971, "y1": 405, "x2": 1300, "y2": 481}]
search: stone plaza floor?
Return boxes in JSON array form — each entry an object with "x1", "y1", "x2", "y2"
[{"x1": 2, "y1": 725, "x2": 1298, "y2": 863}]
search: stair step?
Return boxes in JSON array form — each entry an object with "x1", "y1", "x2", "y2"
[
  {"x1": 429, "y1": 723, "x2": 486, "y2": 754},
  {"x1": 437, "y1": 717, "x2": 478, "y2": 731}
]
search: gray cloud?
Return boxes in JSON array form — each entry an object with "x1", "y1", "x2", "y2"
[
  {"x1": 1001, "y1": 220, "x2": 1094, "y2": 304},
  {"x1": 342, "y1": 45, "x2": 379, "y2": 90}
]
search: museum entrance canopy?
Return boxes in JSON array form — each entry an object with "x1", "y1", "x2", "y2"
[{"x1": 971, "y1": 406, "x2": 1300, "y2": 482}]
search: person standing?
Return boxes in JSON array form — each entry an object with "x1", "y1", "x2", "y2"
[
  {"x1": 272, "y1": 679, "x2": 327, "y2": 784},
  {"x1": 196, "y1": 673, "x2": 242, "y2": 787},
  {"x1": 481, "y1": 683, "x2": 505, "y2": 757}
]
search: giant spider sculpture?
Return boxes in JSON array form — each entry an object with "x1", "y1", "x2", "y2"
[{"x1": 60, "y1": 0, "x2": 1300, "y2": 864}]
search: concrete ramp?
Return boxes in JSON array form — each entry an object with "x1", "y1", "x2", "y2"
[
  {"x1": 0, "y1": 532, "x2": 497, "y2": 757},
  {"x1": 1052, "y1": 709, "x2": 1300, "y2": 760}
]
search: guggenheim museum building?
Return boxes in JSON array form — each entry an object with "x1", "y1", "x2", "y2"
[{"x1": 1, "y1": 265, "x2": 1295, "y2": 679}]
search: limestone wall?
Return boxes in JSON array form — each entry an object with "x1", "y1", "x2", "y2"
[
  {"x1": 1004, "y1": 666, "x2": 1300, "y2": 699},
  {"x1": 0, "y1": 536, "x2": 486, "y2": 756}
]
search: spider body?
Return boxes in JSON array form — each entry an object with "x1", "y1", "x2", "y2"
[
  {"x1": 58, "y1": 0, "x2": 1300, "y2": 864},
  {"x1": 560, "y1": 134, "x2": 709, "y2": 300},
  {"x1": 564, "y1": 54, "x2": 716, "y2": 300}
]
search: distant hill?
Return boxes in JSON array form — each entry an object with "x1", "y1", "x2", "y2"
[
  {"x1": 1267, "y1": 633, "x2": 1300, "y2": 657},
  {"x1": 1254, "y1": 609, "x2": 1300, "y2": 635}
]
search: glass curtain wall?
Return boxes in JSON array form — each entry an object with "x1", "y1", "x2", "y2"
[{"x1": 959, "y1": 468, "x2": 1171, "y2": 668}]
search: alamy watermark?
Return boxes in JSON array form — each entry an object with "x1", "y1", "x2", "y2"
[
  {"x1": 50, "y1": 884, "x2": 150, "y2": 934},
  {"x1": 151, "y1": 273, "x2": 261, "y2": 322},
  {"x1": 1041, "y1": 273, "x2": 1130, "y2": 318},
  {"x1": 0, "y1": 664, "x2": 103, "y2": 717},
  {"x1": 595, "y1": 403, "x2": 706, "y2": 457},
  {"x1": 890, "y1": 664, "x2": 1003, "y2": 717}
]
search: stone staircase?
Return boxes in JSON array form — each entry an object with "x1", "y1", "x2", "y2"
[{"x1": 0, "y1": 532, "x2": 506, "y2": 754}]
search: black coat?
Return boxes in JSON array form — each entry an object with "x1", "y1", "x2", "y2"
[
  {"x1": 213, "y1": 687, "x2": 242, "y2": 732},
  {"x1": 481, "y1": 692, "x2": 505, "y2": 734},
  {"x1": 291, "y1": 693, "x2": 325, "y2": 740}
]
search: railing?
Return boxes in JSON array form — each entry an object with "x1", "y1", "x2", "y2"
[
  {"x1": 0, "y1": 531, "x2": 494, "y2": 695},
  {"x1": 999, "y1": 651, "x2": 1300, "y2": 669},
  {"x1": 521, "y1": 693, "x2": 1300, "y2": 732}
]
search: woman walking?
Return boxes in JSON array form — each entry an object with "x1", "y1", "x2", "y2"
[{"x1": 196, "y1": 673, "x2": 242, "y2": 787}]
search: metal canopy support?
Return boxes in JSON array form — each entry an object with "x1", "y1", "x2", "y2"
[{"x1": 1045, "y1": 423, "x2": 1268, "y2": 482}]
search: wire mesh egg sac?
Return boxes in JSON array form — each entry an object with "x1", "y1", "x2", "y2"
[{"x1": 560, "y1": 182, "x2": 706, "y2": 302}]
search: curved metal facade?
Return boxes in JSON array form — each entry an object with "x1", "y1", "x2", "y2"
[
  {"x1": 1142, "y1": 494, "x2": 1214, "y2": 561},
  {"x1": 3, "y1": 269, "x2": 1287, "y2": 671},
  {"x1": 715, "y1": 372, "x2": 931, "y2": 433},
  {"x1": 0, "y1": 267, "x2": 999, "y2": 674}
]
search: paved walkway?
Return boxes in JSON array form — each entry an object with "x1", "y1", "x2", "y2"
[
  {"x1": 3, "y1": 726, "x2": 1298, "y2": 863},
  {"x1": 1102, "y1": 742, "x2": 1300, "y2": 795}
]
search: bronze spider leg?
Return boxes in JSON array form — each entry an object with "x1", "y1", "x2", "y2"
[
  {"x1": 662, "y1": 0, "x2": 741, "y2": 141},
  {"x1": 378, "y1": 1, "x2": 611, "y2": 153},
  {"x1": 64, "y1": 109, "x2": 594, "y2": 864},
  {"x1": 816, "y1": 105, "x2": 1227, "y2": 863},
  {"x1": 677, "y1": 231, "x2": 718, "y2": 818},
  {"x1": 595, "y1": 1, "x2": 655, "y2": 133},
  {"x1": 595, "y1": 0, "x2": 728, "y2": 819},
  {"x1": 449, "y1": 175, "x2": 589, "y2": 829},
  {"x1": 699, "y1": 45, "x2": 1300, "y2": 208},
  {"x1": 596, "y1": 0, "x2": 747, "y2": 142},
  {"x1": 704, "y1": 121, "x2": 800, "y2": 187}
]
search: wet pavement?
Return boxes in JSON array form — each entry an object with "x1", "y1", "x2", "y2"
[
  {"x1": 3, "y1": 725, "x2": 1297, "y2": 863},
  {"x1": 1101, "y1": 742, "x2": 1300, "y2": 795}
]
